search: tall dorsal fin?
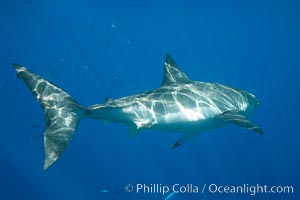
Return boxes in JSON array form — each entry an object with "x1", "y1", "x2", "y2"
[{"x1": 161, "y1": 54, "x2": 192, "y2": 86}]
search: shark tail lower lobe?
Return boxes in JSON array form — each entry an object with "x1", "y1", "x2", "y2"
[{"x1": 13, "y1": 64, "x2": 85, "y2": 170}]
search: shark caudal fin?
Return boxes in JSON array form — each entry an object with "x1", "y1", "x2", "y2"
[{"x1": 13, "y1": 64, "x2": 85, "y2": 170}]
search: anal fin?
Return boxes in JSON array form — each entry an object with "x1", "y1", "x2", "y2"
[
  {"x1": 217, "y1": 110, "x2": 263, "y2": 134},
  {"x1": 171, "y1": 132, "x2": 199, "y2": 149},
  {"x1": 128, "y1": 123, "x2": 139, "y2": 138}
]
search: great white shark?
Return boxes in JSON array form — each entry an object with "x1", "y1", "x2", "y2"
[{"x1": 13, "y1": 54, "x2": 263, "y2": 170}]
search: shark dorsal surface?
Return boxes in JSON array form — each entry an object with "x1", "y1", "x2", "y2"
[
  {"x1": 13, "y1": 54, "x2": 263, "y2": 170},
  {"x1": 161, "y1": 54, "x2": 192, "y2": 86}
]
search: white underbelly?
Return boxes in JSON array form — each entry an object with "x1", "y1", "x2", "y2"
[
  {"x1": 151, "y1": 117, "x2": 226, "y2": 133},
  {"x1": 150, "y1": 109, "x2": 225, "y2": 133},
  {"x1": 158, "y1": 106, "x2": 220, "y2": 123},
  {"x1": 121, "y1": 104, "x2": 224, "y2": 132}
]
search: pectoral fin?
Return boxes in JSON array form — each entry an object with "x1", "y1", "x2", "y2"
[
  {"x1": 217, "y1": 111, "x2": 263, "y2": 134},
  {"x1": 171, "y1": 132, "x2": 199, "y2": 149}
]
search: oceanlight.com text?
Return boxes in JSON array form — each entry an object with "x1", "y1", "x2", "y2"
[{"x1": 206, "y1": 183, "x2": 294, "y2": 196}]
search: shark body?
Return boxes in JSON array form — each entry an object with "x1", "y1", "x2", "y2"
[{"x1": 13, "y1": 54, "x2": 263, "y2": 170}]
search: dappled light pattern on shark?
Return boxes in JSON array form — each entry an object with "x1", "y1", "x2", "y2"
[{"x1": 13, "y1": 54, "x2": 263, "y2": 170}]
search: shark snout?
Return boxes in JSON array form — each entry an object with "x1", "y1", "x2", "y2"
[{"x1": 248, "y1": 93, "x2": 259, "y2": 108}]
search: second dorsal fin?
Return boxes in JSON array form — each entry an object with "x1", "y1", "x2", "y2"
[{"x1": 105, "y1": 96, "x2": 113, "y2": 102}]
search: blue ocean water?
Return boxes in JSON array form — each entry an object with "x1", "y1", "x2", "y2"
[{"x1": 0, "y1": 0, "x2": 299, "y2": 199}]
